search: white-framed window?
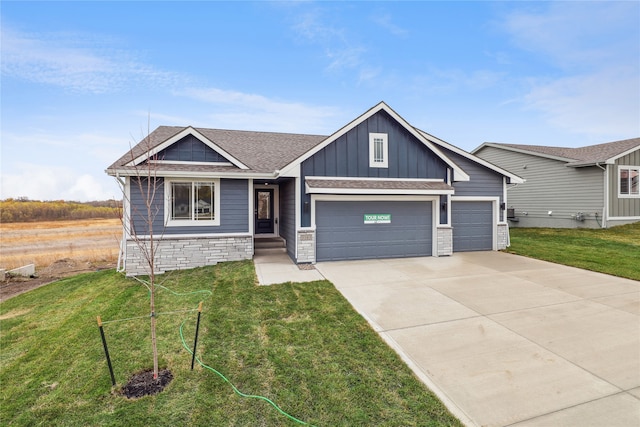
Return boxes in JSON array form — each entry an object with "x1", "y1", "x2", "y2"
[
  {"x1": 165, "y1": 179, "x2": 220, "y2": 226},
  {"x1": 618, "y1": 166, "x2": 639, "y2": 198},
  {"x1": 369, "y1": 133, "x2": 388, "y2": 168}
]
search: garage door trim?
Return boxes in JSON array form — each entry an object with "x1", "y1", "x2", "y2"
[
  {"x1": 450, "y1": 196, "x2": 499, "y2": 251},
  {"x1": 311, "y1": 194, "x2": 440, "y2": 259}
]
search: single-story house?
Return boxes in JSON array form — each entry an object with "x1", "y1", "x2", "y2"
[
  {"x1": 106, "y1": 102, "x2": 523, "y2": 275},
  {"x1": 473, "y1": 138, "x2": 640, "y2": 228}
]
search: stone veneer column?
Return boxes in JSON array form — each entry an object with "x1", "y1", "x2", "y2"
[
  {"x1": 497, "y1": 223, "x2": 509, "y2": 250},
  {"x1": 125, "y1": 236, "x2": 253, "y2": 276},
  {"x1": 296, "y1": 229, "x2": 316, "y2": 264},
  {"x1": 436, "y1": 226, "x2": 453, "y2": 256}
]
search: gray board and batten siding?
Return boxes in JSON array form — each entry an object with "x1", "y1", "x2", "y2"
[
  {"x1": 129, "y1": 177, "x2": 249, "y2": 235},
  {"x1": 157, "y1": 134, "x2": 231, "y2": 163},
  {"x1": 610, "y1": 149, "x2": 640, "y2": 219},
  {"x1": 315, "y1": 200, "x2": 433, "y2": 261},
  {"x1": 300, "y1": 110, "x2": 449, "y2": 227},
  {"x1": 476, "y1": 146, "x2": 604, "y2": 228},
  {"x1": 277, "y1": 178, "x2": 297, "y2": 260},
  {"x1": 440, "y1": 147, "x2": 506, "y2": 219}
]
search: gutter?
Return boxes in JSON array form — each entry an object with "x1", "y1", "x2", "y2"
[{"x1": 595, "y1": 162, "x2": 607, "y2": 228}]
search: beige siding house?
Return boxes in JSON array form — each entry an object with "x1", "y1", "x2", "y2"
[{"x1": 473, "y1": 138, "x2": 640, "y2": 228}]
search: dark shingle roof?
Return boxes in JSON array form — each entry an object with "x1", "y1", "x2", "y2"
[
  {"x1": 490, "y1": 137, "x2": 640, "y2": 166},
  {"x1": 107, "y1": 126, "x2": 327, "y2": 175},
  {"x1": 305, "y1": 179, "x2": 454, "y2": 192}
]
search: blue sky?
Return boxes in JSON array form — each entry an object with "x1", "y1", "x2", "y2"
[{"x1": 2, "y1": 1, "x2": 639, "y2": 201}]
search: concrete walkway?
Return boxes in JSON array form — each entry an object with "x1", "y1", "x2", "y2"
[
  {"x1": 253, "y1": 248, "x2": 324, "y2": 285},
  {"x1": 315, "y1": 252, "x2": 640, "y2": 427}
]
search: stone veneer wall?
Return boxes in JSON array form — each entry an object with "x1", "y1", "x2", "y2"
[
  {"x1": 436, "y1": 226, "x2": 453, "y2": 256},
  {"x1": 497, "y1": 223, "x2": 508, "y2": 250},
  {"x1": 124, "y1": 235, "x2": 253, "y2": 276},
  {"x1": 296, "y1": 229, "x2": 316, "y2": 263}
]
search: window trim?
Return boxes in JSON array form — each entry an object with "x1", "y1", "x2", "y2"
[
  {"x1": 618, "y1": 166, "x2": 640, "y2": 198},
  {"x1": 165, "y1": 178, "x2": 221, "y2": 226},
  {"x1": 369, "y1": 133, "x2": 388, "y2": 168}
]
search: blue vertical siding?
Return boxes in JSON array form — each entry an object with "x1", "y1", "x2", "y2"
[
  {"x1": 158, "y1": 135, "x2": 230, "y2": 163},
  {"x1": 300, "y1": 110, "x2": 449, "y2": 226},
  {"x1": 442, "y1": 148, "x2": 505, "y2": 220},
  {"x1": 129, "y1": 177, "x2": 249, "y2": 235},
  {"x1": 130, "y1": 177, "x2": 166, "y2": 235},
  {"x1": 277, "y1": 178, "x2": 296, "y2": 260}
]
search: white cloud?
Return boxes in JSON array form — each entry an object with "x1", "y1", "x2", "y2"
[
  {"x1": 503, "y1": 2, "x2": 638, "y2": 69},
  {"x1": 501, "y1": 2, "x2": 640, "y2": 140},
  {"x1": 371, "y1": 12, "x2": 408, "y2": 37},
  {"x1": 1, "y1": 163, "x2": 119, "y2": 202},
  {"x1": 524, "y1": 67, "x2": 640, "y2": 139},
  {"x1": 290, "y1": 8, "x2": 368, "y2": 73},
  {"x1": 178, "y1": 87, "x2": 342, "y2": 134},
  {"x1": 1, "y1": 27, "x2": 184, "y2": 93}
]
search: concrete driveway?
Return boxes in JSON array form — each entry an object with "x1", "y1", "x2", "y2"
[{"x1": 315, "y1": 252, "x2": 640, "y2": 427}]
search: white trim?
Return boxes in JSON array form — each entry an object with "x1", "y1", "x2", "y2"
[
  {"x1": 149, "y1": 160, "x2": 234, "y2": 167},
  {"x1": 425, "y1": 134, "x2": 524, "y2": 184},
  {"x1": 253, "y1": 184, "x2": 280, "y2": 237},
  {"x1": 451, "y1": 196, "x2": 500, "y2": 251},
  {"x1": 473, "y1": 142, "x2": 575, "y2": 164},
  {"x1": 502, "y1": 177, "x2": 507, "y2": 223},
  {"x1": 608, "y1": 216, "x2": 640, "y2": 220},
  {"x1": 310, "y1": 194, "x2": 440, "y2": 257},
  {"x1": 278, "y1": 101, "x2": 470, "y2": 182},
  {"x1": 127, "y1": 127, "x2": 249, "y2": 170},
  {"x1": 304, "y1": 176, "x2": 444, "y2": 182},
  {"x1": 369, "y1": 132, "x2": 388, "y2": 168},
  {"x1": 164, "y1": 178, "x2": 221, "y2": 227},
  {"x1": 248, "y1": 179, "x2": 254, "y2": 238},
  {"x1": 127, "y1": 232, "x2": 252, "y2": 240},
  {"x1": 617, "y1": 165, "x2": 640, "y2": 198},
  {"x1": 123, "y1": 176, "x2": 131, "y2": 239},
  {"x1": 305, "y1": 186, "x2": 454, "y2": 196},
  {"x1": 607, "y1": 144, "x2": 640, "y2": 163},
  {"x1": 109, "y1": 168, "x2": 276, "y2": 179}
]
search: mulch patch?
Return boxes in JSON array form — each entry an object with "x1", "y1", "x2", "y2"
[{"x1": 121, "y1": 369, "x2": 173, "y2": 399}]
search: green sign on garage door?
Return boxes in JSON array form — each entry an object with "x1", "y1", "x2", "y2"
[{"x1": 364, "y1": 214, "x2": 391, "y2": 224}]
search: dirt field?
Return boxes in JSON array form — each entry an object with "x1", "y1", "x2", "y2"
[{"x1": 0, "y1": 218, "x2": 121, "y2": 301}]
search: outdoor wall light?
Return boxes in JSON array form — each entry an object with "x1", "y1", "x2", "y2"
[
  {"x1": 441, "y1": 202, "x2": 447, "y2": 211},
  {"x1": 304, "y1": 201, "x2": 309, "y2": 213},
  {"x1": 500, "y1": 202, "x2": 506, "y2": 210}
]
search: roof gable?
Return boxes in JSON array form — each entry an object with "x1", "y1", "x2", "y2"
[
  {"x1": 156, "y1": 134, "x2": 232, "y2": 164},
  {"x1": 416, "y1": 129, "x2": 524, "y2": 184},
  {"x1": 474, "y1": 137, "x2": 640, "y2": 167},
  {"x1": 280, "y1": 101, "x2": 470, "y2": 181},
  {"x1": 127, "y1": 127, "x2": 249, "y2": 170}
]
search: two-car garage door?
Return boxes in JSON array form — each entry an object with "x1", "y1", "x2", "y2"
[{"x1": 315, "y1": 200, "x2": 433, "y2": 262}]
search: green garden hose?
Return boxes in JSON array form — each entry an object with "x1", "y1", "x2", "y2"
[{"x1": 178, "y1": 319, "x2": 315, "y2": 426}]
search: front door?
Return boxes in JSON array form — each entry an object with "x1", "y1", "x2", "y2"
[{"x1": 255, "y1": 189, "x2": 274, "y2": 234}]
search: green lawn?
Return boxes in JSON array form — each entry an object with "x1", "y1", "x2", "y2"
[
  {"x1": 0, "y1": 261, "x2": 462, "y2": 426},
  {"x1": 506, "y1": 223, "x2": 640, "y2": 281}
]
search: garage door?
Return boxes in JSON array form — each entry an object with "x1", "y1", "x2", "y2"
[
  {"x1": 316, "y1": 200, "x2": 432, "y2": 262},
  {"x1": 452, "y1": 201, "x2": 493, "y2": 252}
]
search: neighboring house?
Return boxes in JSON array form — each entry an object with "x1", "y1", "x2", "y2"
[
  {"x1": 473, "y1": 138, "x2": 640, "y2": 228},
  {"x1": 106, "y1": 102, "x2": 523, "y2": 275}
]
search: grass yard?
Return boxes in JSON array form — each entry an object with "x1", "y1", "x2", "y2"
[
  {"x1": 506, "y1": 223, "x2": 640, "y2": 281},
  {"x1": 0, "y1": 261, "x2": 462, "y2": 426}
]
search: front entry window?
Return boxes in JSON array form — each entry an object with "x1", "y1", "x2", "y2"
[
  {"x1": 255, "y1": 189, "x2": 274, "y2": 234},
  {"x1": 257, "y1": 191, "x2": 271, "y2": 220}
]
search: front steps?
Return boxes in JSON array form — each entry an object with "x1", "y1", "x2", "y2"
[{"x1": 254, "y1": 237, "x2": 286, "y2": 255}]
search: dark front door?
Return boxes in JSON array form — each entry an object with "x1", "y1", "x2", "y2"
[{"x1": 255, "y1": 189, "x2": 274, "y2": 234}]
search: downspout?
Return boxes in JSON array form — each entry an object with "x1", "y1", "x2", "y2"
[{"x1": 595, "y1": 162, "x2": 607, "y2": 228}]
